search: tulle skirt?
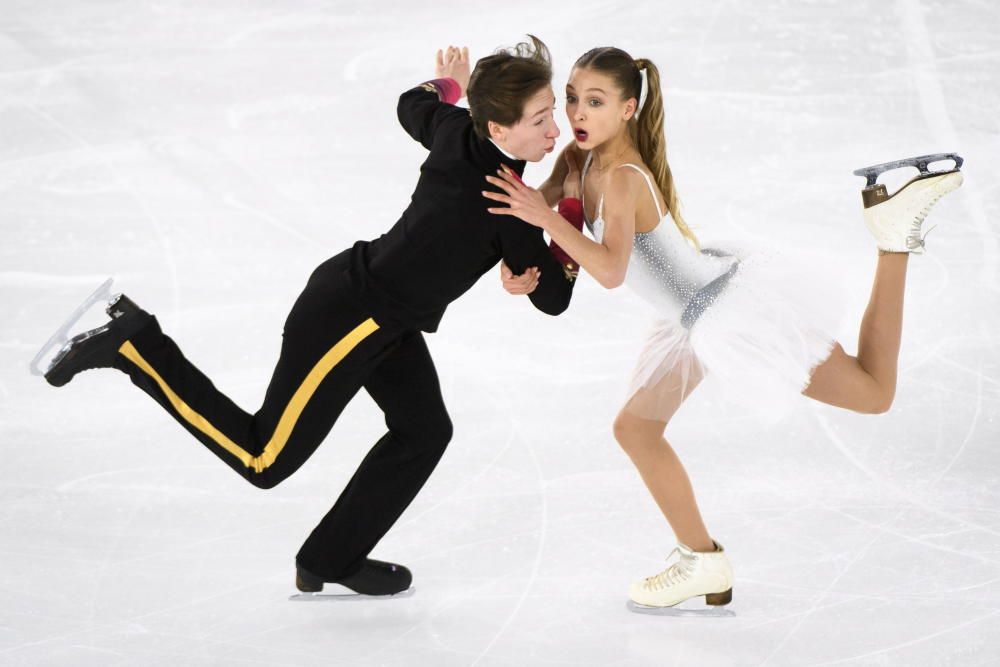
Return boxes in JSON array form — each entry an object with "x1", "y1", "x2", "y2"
[{"x1": 623, "y1": 245, "x2": 845, "y2": 423}]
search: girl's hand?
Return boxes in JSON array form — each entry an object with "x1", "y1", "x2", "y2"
[
  {"x1": 562, "y1": 149, "x2": 583, "y2": 200},
  {"x1": 483, "y1": 165, "x2": 555, "y2": 229},
  {"x1": 500, "y1": 261, "x2": 540, "y2": 295},
  {"x1": 435, "y1": 46, "x2": 470, "y2": 97}
]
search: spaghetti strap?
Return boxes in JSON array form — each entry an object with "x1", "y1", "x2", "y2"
[
  {"x1": 585, "y1": 158, "x2": 665, "y2": 222},
  {"x1": 618, "y1": 163, "x2": 665, "y2": 219},
  {"x1": 582, "y1": 153, "x2": 609, "y2": 223}
]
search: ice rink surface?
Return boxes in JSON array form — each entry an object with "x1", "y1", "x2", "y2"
[{"x1": 2, "y1": 1, "x2": 999, "y2": 665}]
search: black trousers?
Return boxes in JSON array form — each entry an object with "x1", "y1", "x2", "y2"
[{"x1": 115, "y1": 251, "x2": 452, "y2": 578}]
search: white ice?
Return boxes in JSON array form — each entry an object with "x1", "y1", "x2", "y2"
[{"x1": 2, "y1": 1, "x2": 999, "y2": 665}]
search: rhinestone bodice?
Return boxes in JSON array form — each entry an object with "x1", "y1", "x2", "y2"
[{"x1": 582, "y1": 155, "x2": 737, "y2": 321}]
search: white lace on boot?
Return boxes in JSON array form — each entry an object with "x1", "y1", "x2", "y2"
[
  {"x1": 629, "y1": 541, "x2": 734, "y2": 608},
  {"x1": 862, "y1": 170, "x2": 963, "y2": 254}
]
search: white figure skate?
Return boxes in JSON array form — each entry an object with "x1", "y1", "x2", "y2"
[
  {"x1": 854, "y1": 152, "x2": 964, "y2": 254},
  {"x1": 628, "y1": 541, "x2": 734, "y2": 609}
]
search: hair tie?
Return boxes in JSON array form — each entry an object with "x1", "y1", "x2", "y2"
[{"x1": 636, "y1": 67, "x2": 649, "y2": 118}]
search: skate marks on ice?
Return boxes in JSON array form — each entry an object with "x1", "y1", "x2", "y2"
[
  {"x1": 21, "y1": 104, "x2": 184, "y2": 323},
  {"x1": 288, "y1": 586, "x2": 416, "y2": 602},
  {"x1": 29, "y1": 277, "x2": 114, "y2": 377},
  {"x1": 898, "y1": 0, "x2": 1000, "y2": 292},
  {"x1": 626, "y1": 599, "x2": 736, "y2": 618},
  {"x1": 0, "y1": 271, "x2": 116, "y2": 288}
]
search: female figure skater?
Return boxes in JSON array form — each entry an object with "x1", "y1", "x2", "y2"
[
  {"x1": 35, "y1": 37, "x2": 581, "y2": 598},
  {"x1": 483, "y1": 46, "x2": 963, "y2": 609}
]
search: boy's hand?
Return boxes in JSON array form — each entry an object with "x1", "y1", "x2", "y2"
[{"x1": 435, "y1": 46, "x2": 470, "y2": 98}]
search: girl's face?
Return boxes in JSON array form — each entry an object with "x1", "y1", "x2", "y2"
[{"x1": 565, "y1": 67, "x2": 637, "y2": 150}]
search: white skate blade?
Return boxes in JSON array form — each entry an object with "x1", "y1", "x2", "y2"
[
  {"x1": 30, "y1": 278, "x2": 114, "y2": 377},
  {"x1": 853, "y1": 152, "x2": 963, "y2": 187},
  {"x1": 626, "y1": 599, "x2": 736, "y2": 617},
  {"x1": 288, "y1": 585, "x2": 416, "y2": 602}
]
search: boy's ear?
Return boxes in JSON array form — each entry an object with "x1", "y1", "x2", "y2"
[{"x1": 487, "y1": 120, "x2": 506, "y2": 142}]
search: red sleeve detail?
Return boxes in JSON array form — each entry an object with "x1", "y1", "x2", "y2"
[
  {"x1": 557, "y1": 198, "x2": 584, "y2": 230},
  {"x1": 549, "y1": 198, "x2": 584, "y2": 273},
  {"x1": 427, "y1": 77, "x2": 461, "y2": 105}
]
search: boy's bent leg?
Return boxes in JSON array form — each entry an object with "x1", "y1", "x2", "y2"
[
  {"x1": 116, "y1": 261, "x2": 396, "y2": 487},
  {"x1": 296, "y1": 329, "x2": 452, "y2": 579}
]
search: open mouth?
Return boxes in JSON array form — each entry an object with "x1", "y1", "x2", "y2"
[{"x1": 574, "y1": 128, "x2": 589, "y2": 142}]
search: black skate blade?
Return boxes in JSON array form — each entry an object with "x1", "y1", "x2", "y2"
[
  {"x1": 853, "y1": 152, "x2": 963, "y2": 187},
  {"x1": 626, "y1": 599, "x2": 736, "y2": 617},
  {"x1": 31, "y1": 277, "x2": 114, "y2": 377},
  {"x1": 288, "y1": 585, "x2": 416, "y2": 602}
]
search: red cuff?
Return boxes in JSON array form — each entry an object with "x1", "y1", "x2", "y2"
[
  {"x1": 557, "y1": 198, "x2": 584, "y2": 231},
  {"x1": 549, "y1": 198, "x2": 584, "y2": 277},
  {"x1": 427, "y1": 77, "x2": 461, "y2": 105}
]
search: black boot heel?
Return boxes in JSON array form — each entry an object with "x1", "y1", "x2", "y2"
[{"x1": 295, "y1": 566, "x2": 325, "y2": 593}]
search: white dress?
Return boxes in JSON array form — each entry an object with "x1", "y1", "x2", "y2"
[{"x1": 581, "y1": 155, "x2": 840, "y2": 421}]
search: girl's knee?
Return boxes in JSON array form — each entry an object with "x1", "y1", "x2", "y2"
[
  {"x1": 612, "y1": 411, "x2": 634, "y2": 445},
  {"x1": 613, "y1": 410, "x2": 665, "y2": 457}
]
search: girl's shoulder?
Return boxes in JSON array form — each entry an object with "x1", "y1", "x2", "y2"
[
  {"x1": 615, "y1": 154, "x2": 653, "y2": 178},
  {"x1": 602, "y1": 163, "x2": 649, "y2": 207}
]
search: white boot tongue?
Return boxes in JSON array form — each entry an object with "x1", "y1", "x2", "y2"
[{"x1": 675, "y1": 543, "x2": 695, "y2": 557}]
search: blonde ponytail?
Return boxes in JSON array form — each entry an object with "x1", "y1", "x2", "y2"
[{"x1": 630, "y1": 58, "x2": 699, "y2": 250}]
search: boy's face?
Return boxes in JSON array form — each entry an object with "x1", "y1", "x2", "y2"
[{"x1": 490, "y1": 86, "x2": 560, "y2": 162}]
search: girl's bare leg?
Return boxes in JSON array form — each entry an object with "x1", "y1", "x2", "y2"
[
  {"x1": 804, "y1": 252, "x2": 908, "y2": 413},
  {"x1": 613, "y1": 366, "x2": 715, "y2": 552}
]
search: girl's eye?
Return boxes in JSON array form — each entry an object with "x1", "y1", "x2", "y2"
[
  {"x1": 566, "y1": 95, "x2": 577, "y2": 103},
  {"x1": 588, "y1": 99, "x2": 602, "y2": 107}
]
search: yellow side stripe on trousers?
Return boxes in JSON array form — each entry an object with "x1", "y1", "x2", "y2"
[{"x1": 117, "y1": 317, "x2": 380, "y2": 474}]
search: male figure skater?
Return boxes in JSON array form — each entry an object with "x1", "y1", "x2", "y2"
[{"x1": 38, "y1": 38, "x2": 582, "y2": 596}]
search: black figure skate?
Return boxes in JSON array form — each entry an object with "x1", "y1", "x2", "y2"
[
  {"x1": 31, "y1": 279, "x2": 151, "y2": 387},
  {"x1": 290, "y1": 559, "x2": 414, "y2": 601}
]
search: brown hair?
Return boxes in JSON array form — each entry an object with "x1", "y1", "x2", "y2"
[
  {"x1": 574, "y1": 47, "x2": 699, "y2": 249},
  {"x1": 467, "y1": 35, "x2": 552, "y2": 139}
]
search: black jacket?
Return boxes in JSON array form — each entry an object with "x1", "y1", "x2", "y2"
[{"x1": 345, "y1": 83, "x2": 575, "y2": 333}]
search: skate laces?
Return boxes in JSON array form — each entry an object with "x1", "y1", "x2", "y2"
[
  {"x1": 644, "y1": 547, "x2": 697, "y2": 591},
  {"x1": 907, "y1": 190, "x2": 946, "y2": 250}
]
